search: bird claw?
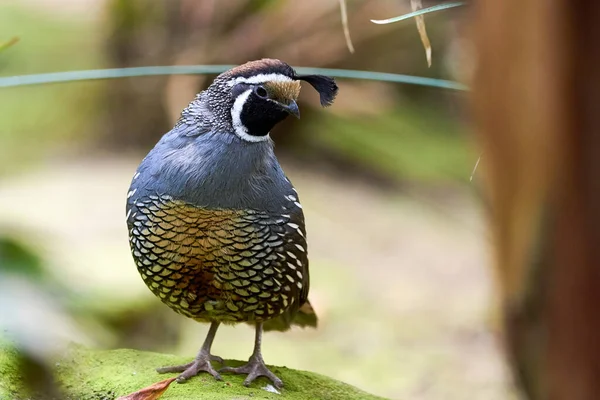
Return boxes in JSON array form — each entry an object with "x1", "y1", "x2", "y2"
[
  {"x1": 220, "y1": 357, "x2": 283, "y2": 389},
  {"x1": 156, "y1": 361, "x2": 194, "y2": 374},
  {"x1": 209, "y1": 354, "x2": 224, "y2": 364},
  {"x1": 156, "y1": 353, "x2": 224, "y2": 382}
]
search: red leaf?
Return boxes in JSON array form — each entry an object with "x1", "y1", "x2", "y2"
[{"x1": 117, "y1": 377, "x2": 177, "y2": 400}]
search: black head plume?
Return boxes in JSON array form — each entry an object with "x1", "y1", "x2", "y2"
[{"x1": 295, "y1": 74, "x2": 338, "y2": 107}]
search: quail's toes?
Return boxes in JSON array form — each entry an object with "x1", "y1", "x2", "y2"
[
  {"x1": 220, "y1": 357, "x2": 283, "y2": 389},
  {"x1": 157, "y1": 353, "x2": 223, "y2": 382}
]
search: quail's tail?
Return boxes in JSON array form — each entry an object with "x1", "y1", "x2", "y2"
[
  {"x1": 291, "y1": 301, "x2": 318, "y2": 328},
  {"x1": 262, "y1": 300, "x2": 318, "y2": 332}
]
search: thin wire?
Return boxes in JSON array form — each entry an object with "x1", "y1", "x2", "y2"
[
  {"x1": 0, "y1": 65, "x2": 468, "y2": 91},
  {"x1": 297, "y1": 67, "x2": 467, "y2": 90},
  {"x1": 371, "y1": 2, "x2": 465, "y2": 25},
  {"x1": 0, "y1": 66, "x2": 230, "y2": 88}
]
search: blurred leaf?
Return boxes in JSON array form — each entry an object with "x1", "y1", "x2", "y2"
[
  {"x1": 339, "y1": 0, "x2": 354, "y2": 54},
  {"x1": 470, "y1": 154, "x2": 482, "y2": 182},
  {"x1": 0, "y1": 236, "x2": 45, "y2": 280},
  {"x1": 411, "y1": 0, "x2": 432, "y2": 67},
  {"x1": 0, "y1": 235, "x2": 71, "y2": 399},
  {"x1": 371, "y1": 2, "x2": 465, "y2": 25},
  {"x1": 116, "y1": 377, "x2": 176, "y2": 400},
  {"x1": 0, "y1": 36, "x2": 18, "y2": 53}
]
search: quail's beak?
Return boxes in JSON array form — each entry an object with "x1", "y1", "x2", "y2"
[{"x1": 281, "y1": 100, "x2": 300, "y2": 119}]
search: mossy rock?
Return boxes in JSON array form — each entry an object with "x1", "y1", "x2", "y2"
[{"x1": 0, "y1": 344, "x2": 385, "y2": 400}]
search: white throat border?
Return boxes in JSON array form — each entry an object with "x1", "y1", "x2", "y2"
[{"x1": 230, "y1": 88, "x2": 271, "y2": 142}]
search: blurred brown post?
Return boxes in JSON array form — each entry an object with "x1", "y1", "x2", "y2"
[{"x1": 472, "y1": 1, "x2": 600, "y2": 399}]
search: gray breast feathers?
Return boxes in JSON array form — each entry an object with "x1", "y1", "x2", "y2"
[{"x1": 130, "y1": 127, "x2": 291, "y2": 212}]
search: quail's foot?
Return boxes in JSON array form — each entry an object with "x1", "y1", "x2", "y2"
[
  {"x1": 157, "y1": 352, "x2": 224, "y2": 382},
  {"x1": 220, "y1": 355, "x2": 283, "y2": 389}
]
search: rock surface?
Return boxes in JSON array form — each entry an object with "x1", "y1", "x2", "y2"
[{"x1": 0, "y1": 344, "x2": 384, "y2": 400}]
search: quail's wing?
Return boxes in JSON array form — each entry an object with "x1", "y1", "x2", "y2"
[
  {"x1": 279, "y1": 189, "x2": 310, "y2": 307},
  {"x1": 261, "y1": 185, "x2": 314, "y2": 331}
]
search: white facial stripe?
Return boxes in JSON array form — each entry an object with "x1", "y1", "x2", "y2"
[
  {"x1": 229, "y1": 73, "x2": 293, "y2": 86},
  {"x1": 231, "y1": 88, "x2": 270, "y2": 142}
]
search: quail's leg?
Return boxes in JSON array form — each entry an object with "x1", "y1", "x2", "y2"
[
  {"x1": 220, "y1": 322, "x2": 283, "y2": 389},
  {"x1": 157, "y1": 321, "x2": 223, "y2": 382}
]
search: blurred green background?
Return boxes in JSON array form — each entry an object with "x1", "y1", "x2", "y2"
[{"x1": 0, "y1": 1, "x2": 511, "y2": 399}]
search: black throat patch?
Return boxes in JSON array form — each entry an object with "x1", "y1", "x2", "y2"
[{"x1": 240, "y1": 92, "x2": 290, "y2": 137}]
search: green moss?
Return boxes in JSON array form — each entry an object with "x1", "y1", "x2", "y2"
[
  {"x1": 0, "y1": 344, "x2": 385, "y2": 400},
  {"x1": 0, "y1": 345, "x2": 27, "y2": 399}
]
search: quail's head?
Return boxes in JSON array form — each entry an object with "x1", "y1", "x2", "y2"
[{"x1": 182, "y1": 58, "x2": 338, "y2": 142}]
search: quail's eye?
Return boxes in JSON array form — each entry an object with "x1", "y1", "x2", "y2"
[{"x1": 254, "y1": 86, "x2": 268, "y2": 99}]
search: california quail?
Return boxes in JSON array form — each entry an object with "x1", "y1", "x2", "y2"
[{"x1": 126, "y1": 59, "x2": 337, "y2": 389}]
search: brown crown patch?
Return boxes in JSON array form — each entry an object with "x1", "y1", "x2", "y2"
[
  {"x1": 224, "y1": 58, "x2": 294, "y2": 79},
  {"x1": 264, "y1": 81, "x2": 301, "y2": 104}
]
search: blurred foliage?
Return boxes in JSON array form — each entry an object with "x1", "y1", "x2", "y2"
[
  {"x1": 0, "y1": 234, "x2": 44, "y2": 279},
  {"x1": 98, "y1": 0, "x2": 469, "y2": 183},
  {"x1": 304, "y1": 105, "x2": 471, "y2": 183},
  {"x1": 0, "y1": 234, "x2": 63, "y2": 399},
  {"x1": 0, "y1": 37, "x2": 19, "y2": 53},
  {"x1": 0, "y1": 0, "x2": 469, "y2": 184},
  {"x1": 0, "y1": 3, "x2": 101, "y2": 175}
]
